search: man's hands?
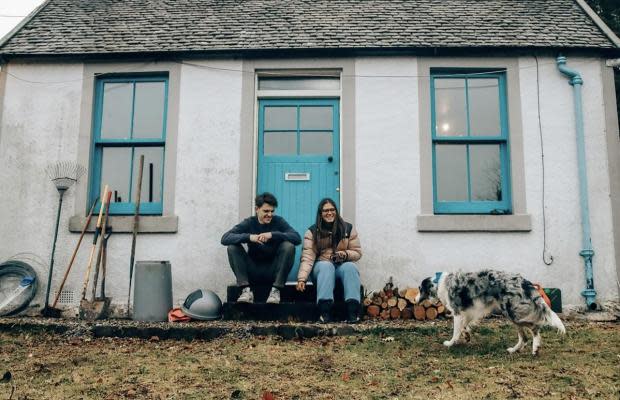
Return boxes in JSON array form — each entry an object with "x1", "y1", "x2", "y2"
[
  {"x1": 249, "y1": 232, "x2": 273, "y2": 244},
  {"x1": 296, "y1": 281, "x2": 306, "y2": 292}
]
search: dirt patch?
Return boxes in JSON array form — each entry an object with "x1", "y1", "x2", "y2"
[{"x1": 0, "y1": 320, "x2": 618, "y2": 399}]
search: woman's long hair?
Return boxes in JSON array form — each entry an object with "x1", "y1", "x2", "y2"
[{"x1": 313, "y1": 198, "x2": 346, "y2": 254}]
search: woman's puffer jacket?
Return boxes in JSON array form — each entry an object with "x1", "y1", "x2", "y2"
[{"x1": 297, "y1": 223, "x2": 362, "y2": 283}]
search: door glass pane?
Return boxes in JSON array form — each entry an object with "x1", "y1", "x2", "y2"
[
  {"x1": 100, "y1": 83, "x2": 132, "y2": 139},
  {"x1": 265, "y1": 107, "x2": 297, "y2": 130},
  {"x1": 132, "y1": 147, "x2": 164, "y2": 203},
  {"x1": 300, "y1": 106, "x2": 332, "y2": 130},
  {"x1": 133, "y1": 82, "x2": 166, "y2": 139},
  {"x1": 434, "y1": 78, "x2": 467, "y2": 137},
  {"x1": 470, "y1": 144, "x2": 502, "y2": 201},
  {"x1": 469, "y1": 79, "x2": 501, "y2": 136},
  {"x1": 101, "y1": 147, "x2": 131, "y2": 203},
  {"x1": 436, "y1": 144, "x2": 468, "y2": 201},
  {"x1": 264, "y1": 131, "x2": 297, "y2": 155},
  {"x1": 300, "y1": 131, "x2": 332, "y2": 155},
  {"x1": 258, "y1": 77, "x2": 340, "y2": 90}
]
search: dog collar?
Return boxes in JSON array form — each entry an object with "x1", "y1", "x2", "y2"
[{"x1": 433, "y1": 272, "x2": 443, "y2": 284}]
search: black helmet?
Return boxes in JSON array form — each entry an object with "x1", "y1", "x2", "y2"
[{"x1": 181, "y1": 289, "x2": 222, "y2": 320}]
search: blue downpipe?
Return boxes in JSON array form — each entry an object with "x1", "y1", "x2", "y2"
[{"x1": 556, "y1": 55, "x2": 597, "y2": 310}]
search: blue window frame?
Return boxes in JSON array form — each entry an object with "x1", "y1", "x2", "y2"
[
  {"x1": 90, "y1": 75, "x2": 168, "y2": 215},
  {"x1": 431, "y1": 69, "x2": 512, "y2": 214}
]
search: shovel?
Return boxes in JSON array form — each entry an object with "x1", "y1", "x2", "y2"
[
  {"x1": 79, "y1": 187, "x2": 111, "y2": 319},
  {"x1": 94, "y1": 228, "x2": 113, "y2": 319}
]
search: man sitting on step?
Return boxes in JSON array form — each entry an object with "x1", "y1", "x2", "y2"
[{"x1": 221, "y1": 192, "x2": 301, "y2": 304}]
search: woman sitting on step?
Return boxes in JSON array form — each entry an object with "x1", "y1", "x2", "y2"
[{"x1": 296, "y1": 198, "x2": 363, "y2": 323}]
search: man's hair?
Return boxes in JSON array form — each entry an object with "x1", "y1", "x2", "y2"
[{"x1": 255, "y1": 192, "x2": 278, "y2": 208}]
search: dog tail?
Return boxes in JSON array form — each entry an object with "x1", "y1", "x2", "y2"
[{"x1": 544, "y1": 306, "x2": 566, "y2": 334}]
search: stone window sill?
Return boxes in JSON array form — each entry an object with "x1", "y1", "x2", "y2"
[
  {"x1": 69, "y1": 215, "x2": 178, "y2": 233},
  {"x1": 416, "y1": 214, "x2": 532, "y2": 232}
]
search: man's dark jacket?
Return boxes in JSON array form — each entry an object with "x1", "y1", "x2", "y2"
[{"x1": 221, "y1": 216, "x2": 301, "y2": 261}]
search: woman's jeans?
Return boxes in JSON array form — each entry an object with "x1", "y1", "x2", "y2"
[{"x1": 312, "y1": 261, "x2": 361, "y2": 303}]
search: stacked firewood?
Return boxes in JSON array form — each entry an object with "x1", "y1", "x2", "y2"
[{"x1": 362, "y1": 278, "x2": 448, "y2": 321}]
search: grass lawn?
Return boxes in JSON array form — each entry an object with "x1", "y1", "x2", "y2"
[{"x1": 0, "y1": 320, "x2": 618, "y2": 399}]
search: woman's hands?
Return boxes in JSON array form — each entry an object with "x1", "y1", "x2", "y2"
[
  {"x1": 331, "y1": 250, "x2": 348, "y2": 263},
  {"x1": 296, "y1": 281, "x2": 306, "y2": 292}
]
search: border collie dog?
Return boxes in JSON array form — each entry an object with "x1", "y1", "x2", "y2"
[{"x1": 416, "y1": 270, "x2": 566, "y2": 355}]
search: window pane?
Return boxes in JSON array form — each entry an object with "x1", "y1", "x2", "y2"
[
  {"x1": 470, "y1": 145, "x2": 502, "y2": 201},
  {"x1": 265, "y1": 107, "x2": 296, "y2": 130},
  {"x1": 469, "y1": 79, "x2": 501, "y2": 136},
  {"x1": 434, "y1": 78, "x2": 467, "y2": 137},
  {"x1": 300, "y1": 131, "x2": 332, "y2": 155},
  {"x1": 132, "y1": 147, "x2": 164, "y2": 203},
  {"x1": 101, "y1": 147, "x2": 131, "y2": 203},
  {"x1": 436, "y1": 144, "x2": 468, "y2": 201},
  {"x1": 264, "y1": 131, "x2": 296, "y2": 155},
  {"x1": 133, "y1": 82, "x2": 166, "y2": 139},
  {"x1": 258, "y1": 77, "x2": 340, "y2": 90},
  {"x1": 100, "y1": 83, "x2": 132, "y2": 139},
  {"x1": 300, "y1": 106, "x2": 332, "y2": 130}
]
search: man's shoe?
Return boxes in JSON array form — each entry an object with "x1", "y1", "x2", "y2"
[
  {"x1": 266, "y1": 287, "x2": 280, "y2": 304},
  {"x1": 236, "y1": 287, "x2": 254, "y2": 303},
  {"x1": 317, "y1": 300, "x2": 333, "y2": 323},
  {"x1": 346, "y1": 299, "x2": 361, "y2": 323}
]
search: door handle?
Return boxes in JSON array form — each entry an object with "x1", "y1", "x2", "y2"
[{"x1": 328, "y1": 156, "x2": 333, "y2": 163}]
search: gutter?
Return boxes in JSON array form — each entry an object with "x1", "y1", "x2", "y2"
[
  {"x1": 556, "y1": 55, "x2": 598, "y2": 310},
  {"x1": 0, "y1": 0, "x2": 52, "y2": 49}
]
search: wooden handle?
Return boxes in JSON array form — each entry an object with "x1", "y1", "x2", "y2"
[
  {"x1": 81, "y1": 185, "x2": 109, "y2": 300},
  {"x1": 51, "y1": 198, "x2": 98, "y2": 308}
]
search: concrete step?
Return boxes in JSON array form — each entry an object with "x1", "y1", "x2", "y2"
[
  {"x1": 222, "y1": 302, "x2": 351, "y2": 322},
  {"x1": 226, "y1": 284, "x2": 363, "y2": 303}
]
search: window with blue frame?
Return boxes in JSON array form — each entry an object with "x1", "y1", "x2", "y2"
[
  {"x1": 431, "y1": 70, "x2": 512, "y2": 214},
  {"x1": 90, "y1": 75, "x2": 168, "y2": 215}
]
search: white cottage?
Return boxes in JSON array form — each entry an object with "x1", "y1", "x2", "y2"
[{"x1": 0, "y1": 0, "x2": 619, "y2": 315}]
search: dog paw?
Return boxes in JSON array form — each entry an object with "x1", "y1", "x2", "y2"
[
  {"x1": 443, "y1": 340, "x2": 454, "y2": 347},
  {"x1": 507, "y1": 347, "x2": 517, "y2": 354}
]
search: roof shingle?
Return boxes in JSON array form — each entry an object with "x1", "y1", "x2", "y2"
[{"x1": 0, "y1": 0, "x2": 617, "y2": 56}]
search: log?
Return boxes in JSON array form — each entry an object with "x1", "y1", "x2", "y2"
[
  {"x1": 399, "y1": 288, "x2": 407, "y2": 298},
  {"x1": 413, "y1": 305, "x2": 426, "y2": 320},
  {"x1": 421, "y1": 299, "x2": 433, "y2": 308},
  {"x1": 366, "y1": 305, "x2": 380, "y2": 317},
  {"x1": 397, "y1": 298, "x2": 407, "y2": 311},
  {"x1": 363, "y1": 297, "x2": 373, "y2": 307},
  {"x1": 426, "y1": 306, "x2": 438, "y2": 320},
  {"x1": 387, "y1": 297, "x2": 398, "y2": 308},
  {"x1": 404, "y1": 288, "x2": 419, "y2": 304},
  {"x1": 389, "y1": 307, "x2": 401, "y2": 319},
  {"x1": 401, "y1": 307, "x2": 413, "y2": 320},
  {"x1": 380, "y1": 309, "x2": 390, "y2": 320},
  {"x1": 436, "y1": 304, "x2": 445, "y2": 314},
  {"x1": 372, "y1": 296, "x2": 383, "y2": 306},
  {"x1": 381, "y1": 302, "x2": 388, "y2": 309}
]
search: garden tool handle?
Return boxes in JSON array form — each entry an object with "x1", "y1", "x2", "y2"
[
  {"x1": 80, "y1": 186, "x2": 109, "y2": 300},
  {"x1": 51, "y1": 197, "x2": 99, "y2": 309},
  {"x1": 91, "y1": 190, "x2": 112, "y2": 301}
]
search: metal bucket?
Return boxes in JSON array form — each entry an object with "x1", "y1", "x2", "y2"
[{"x1": 133, "y1": 261, "x2": 172, "y2": 322}]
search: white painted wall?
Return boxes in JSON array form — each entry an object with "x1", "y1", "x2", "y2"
[
  {"x1": 354, "y1": 55, "x2": 619, "y2": 306},
  {"x1": 0, "y1": 55, "x2": 617, "y2": 315}
]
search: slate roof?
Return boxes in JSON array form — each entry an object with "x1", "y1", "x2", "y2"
[{"x1": 0, "y1": 0, "x2": 617, "y2": 57}]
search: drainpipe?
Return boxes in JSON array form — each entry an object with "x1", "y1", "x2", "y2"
[{"x1": 556, "y1": 55, "x2": 597, "y2": 310}]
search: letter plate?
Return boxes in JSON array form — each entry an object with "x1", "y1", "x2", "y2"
[{"x1": 285, "y1": 172, "x2": 310, "y2": 181}]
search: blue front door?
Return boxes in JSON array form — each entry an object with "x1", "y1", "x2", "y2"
[{"x1": 257, "y1": 98, "x2": 340, "y2": 283}]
